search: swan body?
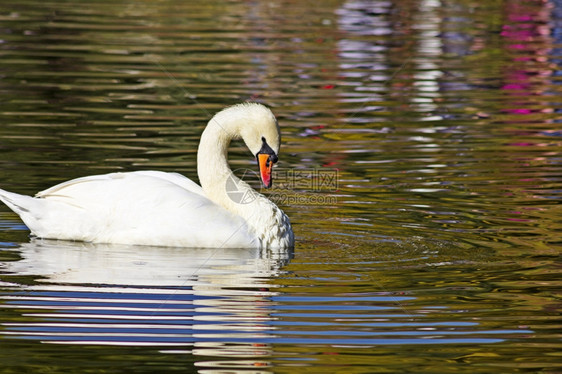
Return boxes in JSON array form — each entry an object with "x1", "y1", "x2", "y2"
[{"x1": 0, "y1": 103, "x2": 294, "y2": 249}]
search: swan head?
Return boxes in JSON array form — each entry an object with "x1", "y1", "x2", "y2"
[{"x1": 215, "y1": 103, "x2": 281, "y2": 188}]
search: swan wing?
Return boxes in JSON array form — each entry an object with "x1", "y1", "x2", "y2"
[
  {"x1": 2, "y1": 172, "x2": 257, "y2": 248},
  {"x1": 36, "y1": 170, "x2": 205, "y2": 198}
]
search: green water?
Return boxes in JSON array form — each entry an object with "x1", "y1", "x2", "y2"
[{"x1": 0, "y1": 0, "x2": 561, "y2": 372}]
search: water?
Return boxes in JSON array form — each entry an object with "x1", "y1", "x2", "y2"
[{"x1": 0, "y1": 0, "x2": 561, "y2": 372}]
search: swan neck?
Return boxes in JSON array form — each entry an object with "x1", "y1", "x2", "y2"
[
  {"x1": 197, "y1": 120, "x2": 233, "y2": 196},
  {"x1": 195, "y1": 108, "x2": 294, "y2": 249}
]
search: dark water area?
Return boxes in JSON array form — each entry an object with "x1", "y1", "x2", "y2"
[{"x1": 0, "y1": 0, "x2": 561, "y2": 372}]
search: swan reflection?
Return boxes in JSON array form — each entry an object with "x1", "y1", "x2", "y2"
[
  {"x1": 7, "y1": 239, "x2": 292, "y2": 286},
  {"x1": 0, "y1": 239, "x2": 293, "y2": 368}
]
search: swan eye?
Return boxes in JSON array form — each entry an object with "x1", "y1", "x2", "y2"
[{"x1": 270, "y1": 153, "x2": 278, "y2": 164}]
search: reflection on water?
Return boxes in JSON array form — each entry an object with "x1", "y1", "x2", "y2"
[
  {"x1": 6, "y1": 239, "x2": 290, "y2": 287},
  {"x1": 0, "y1": 231, "x2": 543, "y2": 372},
  {"x1": 0, "y1": 0, "x2": 561, "y2": 372},
  {"x1": 1, "y1": 239, "x2": 291, "y2": 368}
]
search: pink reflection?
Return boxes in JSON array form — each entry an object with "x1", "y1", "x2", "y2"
[{"x1": 500, "y1": 0, "x2": 552, "y2": 116}]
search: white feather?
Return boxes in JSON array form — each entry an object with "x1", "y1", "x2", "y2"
[{"x1": 0, "y1": 103, "x2": 294, "y2": 249}]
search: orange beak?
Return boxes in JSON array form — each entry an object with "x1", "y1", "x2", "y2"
[{"x1": 258, "y1": 153, "x2": 274, "y2": 188}]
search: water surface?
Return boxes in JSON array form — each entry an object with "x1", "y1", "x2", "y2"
[{"x1": 0, "y1": 0, "x2": 561, "y2": 372}]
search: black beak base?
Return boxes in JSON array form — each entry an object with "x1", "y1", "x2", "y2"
[{"x1": 256, "y1": 137, "x2": 278, "y2": 162}]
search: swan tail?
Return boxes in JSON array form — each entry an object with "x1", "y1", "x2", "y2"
[
  {"x1": 0, "y1": 189, "x2": 34, "y2": 213},
  {"x1": 0, "y1": 188, "x2": 44, "y2": 232}
]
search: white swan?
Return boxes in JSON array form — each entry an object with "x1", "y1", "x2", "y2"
[{"x1": 0, "y1": 103, "x2": 294, "y2": 249}]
